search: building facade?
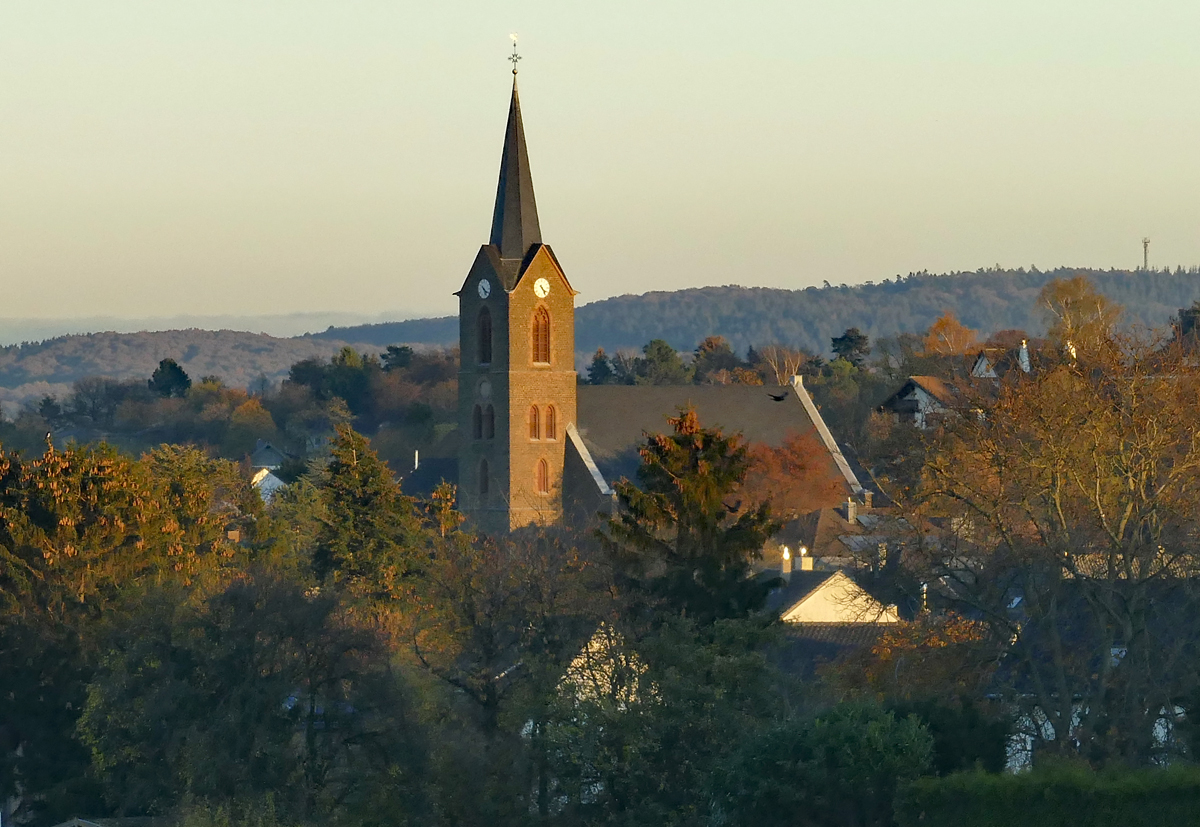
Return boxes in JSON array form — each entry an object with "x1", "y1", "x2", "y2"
[{"x1": 456, "y1": 78, "x2": 578, "y2": 532}]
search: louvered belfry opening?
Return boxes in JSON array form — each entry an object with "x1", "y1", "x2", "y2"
[{"x1": 532, "y1": 307, "x2": 550, "y2": 363}]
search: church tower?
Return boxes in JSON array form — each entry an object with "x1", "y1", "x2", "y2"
[{"x1": 456, "y1": 73, "x2": 578, "y2": 533}]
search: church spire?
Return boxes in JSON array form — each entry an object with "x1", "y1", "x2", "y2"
[{"x1": 489, "y1": 76, "x2": 542, "y2": 260}]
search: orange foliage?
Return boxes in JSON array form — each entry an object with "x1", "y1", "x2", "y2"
[
  {"x1": 822, "y1": 613, "x2": 997, "y2": 702},
  {"x1": 741, "y1": 430, "x2": 849, "y2": 518}
]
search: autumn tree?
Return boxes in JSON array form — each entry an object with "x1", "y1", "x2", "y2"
[
  {"x1": 914, "y1": 332, "x2": 1200, "y2": 766},
  {"x1": 923, "y1": 311, "x2": 977, "y2": 356},
  {"x1": 1038, "y1": 275, "x2": 1122, "y2": 354},
  {"x1": 692, "y1": 336, "x2": 742, "y2": 384},
  {"x1": 754, "y1": 344, "x2": 810, "y2": 385},
  {"x1": 741, "y1": 431, "x2": 850, "y2": 519}
]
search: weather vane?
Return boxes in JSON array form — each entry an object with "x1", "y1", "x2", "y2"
[{"x1": 508, "y1": 33, "x2": 521, "y2": 75}]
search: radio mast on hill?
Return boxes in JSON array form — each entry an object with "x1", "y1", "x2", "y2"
[{"x1": 1142, "y1": 237, "x2": 1150, "y2": 271}]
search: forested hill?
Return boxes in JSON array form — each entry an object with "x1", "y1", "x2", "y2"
[
  {"x1": 313, "y1": 267, "x2": 1200, "y2": 355},
  {"x1": 0, "y1": 329, "x2": 363, "y2": 406}
]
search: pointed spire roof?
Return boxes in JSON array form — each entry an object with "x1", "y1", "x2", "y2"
[{"x1": 489, "y1": 80, "x2": 542, "y2": 260}]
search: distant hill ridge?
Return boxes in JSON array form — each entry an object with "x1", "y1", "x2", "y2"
[
  {"x1": 0, "y1": 329, "x2": 368, "y2": 407},
  {"x1": 1, "y1": 268, "x2": 1197, "y2": 407},
  {"x1": 311, "y1": 267, "x2": 1200, "y2": 356}
]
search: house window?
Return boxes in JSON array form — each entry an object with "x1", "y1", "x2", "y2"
[
  {"x1": 472, "y1": 405, "x2": 483, "y2": 440},
  {"x1": 536, "y1": 458, "x2": 550, "y2": 494},
  {"x1": 532, "y1": 307, "x2": 550, "y2": 364},
  {"x1": 479, "y1": 458, "x2": 489, "y2": 496},
  {"x1": 545, "y1": 406, "x2": 556, "y2": 440},
  {"x1": 478, "y1": 308, "x2": 493, "y2": 365},
  {"x1": 529, "y1": 405, "x2": 540, "y2": 440},
  {"x1": 484, "y1": 405, "x2": 495, "y2": 440}
]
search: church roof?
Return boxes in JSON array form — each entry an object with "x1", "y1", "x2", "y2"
[
  {"x1": 489, "y1": 81, "x2": 541, "y2": 261},
  {"x1": 575, "y1": 379, "x2": 863, "y2": 495}
]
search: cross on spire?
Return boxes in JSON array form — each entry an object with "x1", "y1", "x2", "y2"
[{"x1": 508, "y1": 34, "x2": 521, "y2": 75}]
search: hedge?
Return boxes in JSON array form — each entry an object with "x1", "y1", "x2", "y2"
[{"x1": 895, "y1": 764, "x2": 1200, "y2": 827}]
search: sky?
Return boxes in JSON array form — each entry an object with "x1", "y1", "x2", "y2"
[{"x1": 3, "y1": 0, "x2": 1199, "y2": 325}]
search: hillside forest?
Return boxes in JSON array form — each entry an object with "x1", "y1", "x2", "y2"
[
  {"x1": 315, "y1": 265, "x2": 1200, "y2": 355},
  {"x1": 8, "y1": 275, "x2": 1200, "y2": 826},
  {"x1": 1, "y1": 267, "x2": 1198, "y2": 412}
]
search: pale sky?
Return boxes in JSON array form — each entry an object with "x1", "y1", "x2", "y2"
[{"x1": 3, "y1": 1, "x2": 1199, "y2": 322}]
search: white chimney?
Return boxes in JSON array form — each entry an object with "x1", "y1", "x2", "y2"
[
  {"x1": 414, "y1": 449, "x2": 419, "y2": 471},
  {"x1": 845, "y1": 498, "x2": 857, "y2": 524},
  {"x1": 1019, "y1": 339, "x2": 1031, "y2": 373},
  {"x1": 781, "y1": 545, "x2": 793, "y2": 581},
  {"x1": 799, "y1": 545, "x2": 813, "y2": 571}
]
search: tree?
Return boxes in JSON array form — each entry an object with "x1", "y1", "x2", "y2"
[
  {"x1": 382, "y1": 344, "x2": 414, "y2": 372},
  {"x1": 634, "y1": 339, "x2": 693, "y2": 385},
  {"x1": 312, "y1": 425, "x2": 422, "y2": 600},
  {"x1": 148, "y1": 358, "x2": 192, "y2": 398},
  {"x1": 740, "y1": 431, "x2": 853, "y2": 519},
  {"x1": 586, "y1": 348, "x2": 616, "y2": 385},
  {"x1": 718, "y1": 704, "x2": 934, "y2": 827},
  {"x1": 831, "y1": 327, "x2": 871, "y2": 366},
  {"x1": 599, "y1": 408, "x2": 779, "y2": 623},
  {"x1": 78, "y1": 575, "x2": 429, "y2": 822},
  {"x1": 545, "y1": 616, "x2": 778, "y2": 825},
  {"x1": 1038, "y1": 275, "x2": 1122, "y2": 354},
  {"x1": 754, "y1": 344, "x2": 810, "y2": 385},
  {"x1": 923, "y1": 312, "x2": 977, "y2": 356},
  {"x1": 914, "y1": 334, "x2": 1200, "y2": 765},
  {"x1": 692, "y1": 336, "x2": 742, "y2": 384}
]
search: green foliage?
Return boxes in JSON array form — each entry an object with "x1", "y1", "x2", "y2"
[
  {"x1": 312, "y1": 425, "x2": 422, "y2": 597},
  {"x1": 382, "y1": 344, "x2": 414, "y2": 371},
  {"x1": 544, "y1": 616, "x2": 779, "y2": 826},
  {"x1": 586, "y1": 347, "x2": 616, "y2": 385},
  {"x1": 719, "y1": 703, "x2": 934, "y2": 827},
  {"x1": 831, "y1": 327, "x2": 871, "y2": 366},
  {"x1": 600, "y1": 407, "x2": 779, "y2": 623},
  {"x1": 633, "y1": 338, "x2": 694, "y2": 385},
  {"x1": 895, "y1": 764, "x2": 1200, "y2": 827},
  {"x1": 887, "y1": 699, "x2": 1009, "y2": 775},
  {"x1": 78, "y1": 574, "x2": 429, "y2": 822},
  {"x1": 149, "y1": 357, "x2": 193, "y2": 398}
]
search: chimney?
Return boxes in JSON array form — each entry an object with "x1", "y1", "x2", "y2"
[
  {"x1": 799, "y1": 546, "x2": 813, "y2": 571},
  {"x1": 414, "y1": 449, "x2": 420, "y2": 471},
  {"x1": 781, "y1": 546, "x2": 793, "y2": 581},
  {"x1": 862, "y1": 490, "x2": 873, "y2": 509},
  {"x1": 1018, "y1": 339, "x2": 1031, "y2": 373},
  {"x1": 845, "y1": 498, "x2": 857, "y2": 524}
]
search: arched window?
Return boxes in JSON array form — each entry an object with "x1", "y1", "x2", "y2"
[
  {"x1": 545, "y1": 406, "x2": 557, "y2": 440},
  {"x1": 532, "y1": 307, "x2": 550, "y2": 364},
  {"x1": 479, "y1": 458, "x2": 489, "y2": 496},
  {"x1": 536, "y1": 459, "x2": 550, "y2": 494},
  {"x1": 478, "y1": 308, "x2": 493, "y2": 365},
  {"x1": 472, "y1": 405, "x2": 483, "y2": 440},
  {"x1": 484, "y1": 405, "x2": 495, "y2": 440},
  {"x1": 529, "y1": 405, "x2": 540, "y2": 440}
]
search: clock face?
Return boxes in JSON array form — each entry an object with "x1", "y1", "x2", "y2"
[
  {"x1": 477, "y1": 279, "x2": 491, "y2": 299},
  {"x1": 533, "y1": 277, "x2": 550, "y2": 298}
]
